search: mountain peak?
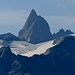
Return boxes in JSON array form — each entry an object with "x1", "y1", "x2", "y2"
[
  {"x1": 29, "y1": 9, "x2": 37, "y2": 19},
  {"x1": 31, "y1": 9, "x2": 36, "y2": 14},
  {"x1": 59, "y1": 28, "x2": 65, "y2": 32},
  {"x1": 18, "y1": 9, "x2": 52, "y2": 44}
]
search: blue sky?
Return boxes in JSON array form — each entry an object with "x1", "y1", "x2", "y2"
[{"x1": 0, "y1": 0, "x2": 75, "y2": 35}]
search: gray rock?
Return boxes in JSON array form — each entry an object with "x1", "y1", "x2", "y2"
[{"x1": 18, "y1": 9, "x2": 52, "y2": 44}]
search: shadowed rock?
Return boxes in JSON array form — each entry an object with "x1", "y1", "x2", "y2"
[
  {"x1": 53, "y1": 28, "x2": 74, "y2": 39},
  {"x1": 0, "y1": 33, "x2": 21, "y2": 41}
]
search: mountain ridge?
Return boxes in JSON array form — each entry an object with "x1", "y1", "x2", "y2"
[
  {"x1": 18, "y1": 9, "x2": 74, "y2": 44},
  {"x1": 53, "y1": 28, "x2": 74, "y2": 39}
]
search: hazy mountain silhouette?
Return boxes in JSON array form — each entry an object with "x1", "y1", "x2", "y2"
[
  {"x1": 0, "y1": 33, "x2": 20, "y2": 41},
  {"x1": 0, "y1": 46, "x2": 16, "y2": 75}
]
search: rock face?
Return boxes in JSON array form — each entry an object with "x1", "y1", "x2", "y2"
[
  {"x1": 0, "y1": 46, "x2": 16, "y2": 75},
  {"x1": 53, "y1": 28, "x2": 74, "y2": 39},
  {"x1": 18, "y1": 9, "x2": 52, "y2": 44}
]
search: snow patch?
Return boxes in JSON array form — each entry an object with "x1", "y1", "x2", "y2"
[
  {"x1": 69, "y1": 34, "x2": 75, "y2": 36},
  {"x1": 0, "y1": 39, "x2": 57, "y2": 57},
  {"x1": 21, "y1": 40, "x2": 56, "y2": 57}
]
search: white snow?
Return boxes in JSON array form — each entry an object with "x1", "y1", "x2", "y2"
[
  {"x1": 10, "y1": 41, "x2": 42, "y2": 55},
  {"x1": 10, "y1": 41, "x2": 33, "y2": 55},
  {"x1": 21, "y1": 40, "x2": 56, "y2": 57},
  {"x1": 0, "y1": 40, "x2": 4, "y2": 48},
  {"x1": 0, "y1": 39, "x2": 56, "y2": 57},
  {"x1": 69, "y1": 34, "x2": 75, "y2": 36}
]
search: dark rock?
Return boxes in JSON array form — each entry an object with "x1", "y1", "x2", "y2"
[
  {"x1": 0, "y1": 33, "x2": 21, "y2": 41},
  {"x1": 18, "y1": 9, "x2": 52, "y2": 44},
  {"x1": 0, "y1": 46, "x2": 16, "y2": 75},
  {"x1": 46, "y1": 35, "x2": 75, "y2": 75}
]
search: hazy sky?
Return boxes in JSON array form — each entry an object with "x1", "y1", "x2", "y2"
[{"x1": 0, "y1": 0, "x2": 75, "y2": 35}]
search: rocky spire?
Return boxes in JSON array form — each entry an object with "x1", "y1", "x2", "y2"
[{"x1": 18, "y1": 9, "x2": 53, "y2": 44}]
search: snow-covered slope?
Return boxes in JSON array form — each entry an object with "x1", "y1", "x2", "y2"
[
  {"x1": 10, "y1": 40, "x2": 56, "y2": 57},
  {"x1": 0, "y1": 39, "x2": 57, "y2": 57},
  {"x1": 1, "y1": 33, "x2": 75, "y2": 57},
  {"x1": 69, "y1": 34, "x2": 75, "y2": 36},
  {"x1": 10, "y1": 41, "x2": 41, "y2": 55},
  {"x1": 21, "y1": 40, "x2": 56, "y2": 57},
  {"x1": 10, "y1": 41, "x2": 32, "y2": 55}
]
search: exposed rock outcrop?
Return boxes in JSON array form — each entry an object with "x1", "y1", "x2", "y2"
[{"x1": 18, "y1": 9, "x2": 53, "y2": 44}]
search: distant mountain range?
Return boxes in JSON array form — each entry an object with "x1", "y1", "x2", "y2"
[
  {"x1": 0, "y1": 9, "x2": 73, "y2": 44},
  {"x1": 0, "y1": 9, "x2": 75, "y2": 75}
]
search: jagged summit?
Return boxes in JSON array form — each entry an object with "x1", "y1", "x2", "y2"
[
  {"x1": 53, "y1": 28, "x2": 74, "y2": 39},
  {"x1": 18, "y1": 9, "x2": 53, "y2": 44},
  {"x1": 23, "y1": 9, "x2": 38, "y2": 29},
  {"x1": 30, "y1": 9, "x2": 37, "y2": 16}
]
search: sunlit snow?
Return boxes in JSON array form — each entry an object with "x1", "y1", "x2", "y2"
[{"x1": 21, "y1": 40, "x2": 56, "y2": 57}]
